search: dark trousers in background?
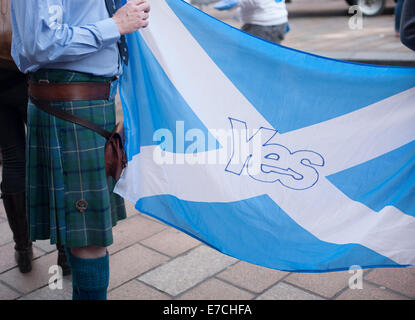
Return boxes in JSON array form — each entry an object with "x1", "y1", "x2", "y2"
[
  {"x1": 0, "y1": 69, "x2": 27, "y2": 193},
  {"x1": 395, "y1": 0, "x2": 404, "y2": 33},
  {"x1": 242, "y1": 23, "x2": 288, "y2": 44},
  {"x1": 0, "y1": 67, "x2": 33, "y2": 273}
]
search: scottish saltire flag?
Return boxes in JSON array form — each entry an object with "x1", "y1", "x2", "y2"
[{"x1": 115, "y1": 0, "x2": 415, "y2": 272}]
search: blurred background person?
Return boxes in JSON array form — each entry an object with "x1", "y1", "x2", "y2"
[
  {"x1": 394, "y1": 0, "x2": 404, "y2": 37},
  {"x1": 400, "y1": 0, "x2": 415, "y2": 50},
  {"x1": 214, "y1": 0, "x2": 289, "y2": 44},
  {"x1": 1, "y1": 0, "x2": 32, "y2": 273},
  {"x1": 1, "y1": 0, "x2": 70, "y2": 275}
]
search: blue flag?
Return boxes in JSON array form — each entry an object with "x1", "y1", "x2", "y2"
[{"x1": 115, "y1": 0, "x2": 415, "y2": 272}]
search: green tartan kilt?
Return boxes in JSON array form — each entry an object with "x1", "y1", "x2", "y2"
[{"x1": 26, "y1": 69, "x2": 126, "y2": 248}]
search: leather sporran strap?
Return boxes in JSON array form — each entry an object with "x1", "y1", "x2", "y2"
[
  {"x1": 30, "y1": 97, "x2": 113, "y2": 139},
  {"x1": 0, "y1": 0, "x2": 13, "y2": 62},
  {"x1": 30, "y1": 96, "x2": 127, "y2": 181}
]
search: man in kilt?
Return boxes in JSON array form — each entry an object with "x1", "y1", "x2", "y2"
[{"x1": 11, "y1": 0, "x2": 150, "y2": 300}]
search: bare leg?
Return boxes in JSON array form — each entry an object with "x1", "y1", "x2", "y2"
[{"x1": 70, "y1": 245, "x2": 107, "y2": 259}]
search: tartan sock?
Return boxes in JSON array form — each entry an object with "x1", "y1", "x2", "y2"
[{"x1": 67, "y1": 250, "x2": 109, "y2": 300}]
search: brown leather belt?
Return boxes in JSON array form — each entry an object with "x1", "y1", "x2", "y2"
[{"x1": 28, "y1": 80, "x2": 112, "y2": 102}]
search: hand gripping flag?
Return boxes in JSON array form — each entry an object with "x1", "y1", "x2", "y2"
[{"x1": 115, "y1": 0, "x2": 415, "y2": 272}]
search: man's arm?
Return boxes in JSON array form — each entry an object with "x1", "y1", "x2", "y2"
[
  {"x1": 400, "y1": 0, "x2": 415, "y2": 51},
  {"x1": 11, "y1": 0, "x2": 149, "y2": 66},
  {"x1": 11, "y1": 0, "x2": 120, "y2": 65}
]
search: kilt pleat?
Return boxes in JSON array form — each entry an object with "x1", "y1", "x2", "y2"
[{"x1": 26, "y1": 69, "x2": 126, "y2": 248}]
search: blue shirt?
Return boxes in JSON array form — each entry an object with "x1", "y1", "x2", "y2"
[{"x1": 11, "y1": 0, "x2": 122, "y2": 77}]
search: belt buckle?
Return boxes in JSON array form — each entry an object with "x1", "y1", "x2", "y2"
[{"x1": 38, "y1": 79, "x2": 50, "y2": 84}]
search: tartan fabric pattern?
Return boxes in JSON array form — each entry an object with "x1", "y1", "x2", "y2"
[{"x1": 26, "y1": 69, "x2": 126, "y2": 248}]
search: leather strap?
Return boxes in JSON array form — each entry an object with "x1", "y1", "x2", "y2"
[
  {"x1": 30, "y1": 97, "x2": 112, "y2": 140},
  {"x1": 28, "y1": 81, "x2": 111, "y2": 102}
]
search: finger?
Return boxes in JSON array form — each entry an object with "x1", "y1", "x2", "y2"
[
  {"x1": 129, "y1": 0, "x2": 147, "y2": 5},
  {"x1": 137, "y1": 2, "x2": 150, "y2": 13},
  {"x1": 130, "y1": 0, "x2": 149, "y2": 10}
]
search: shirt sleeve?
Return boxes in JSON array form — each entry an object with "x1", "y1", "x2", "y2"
[
  {"x1": 11, "y1": 0, "x2": 121, "y2": 66},
  {"x1": 400, "y1": 0, "x2": 415, "y2": 51}
]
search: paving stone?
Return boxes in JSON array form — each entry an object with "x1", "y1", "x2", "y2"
[
  {"x1": 139, "y1": 245, "x2": 237, "y2": 296},
  {"x1": 256, "y1": 282, "x2": 324, "y2": 300},
  {"x1": 216, "y1": 261, "x2": 288, "y2": 293},
  {"x1": 141, "y1": 228, "x2": 200, "y2": 257},
  {"x1": 33, "y1": 240, "x2": 58, "y2": 253},
  {"x1": 109, "y1": 243, "x2": 169, "y2": 290},
  {"x1": 0, "y1": 221, "x2": 13, "y2": 246},
  {"x1": 336, "y1": 282, "x2": 408, "y2": 300},
  {"x1": 0, "y1": 252, "x2": 58, "y2": 294},
  {"x1": 124, "y1": 199, "x2": 139, "y2": 218},
  {"x1": 0, "y1": 281, "x2": 21, "y2": 300},
  {"x1": 365, "y1": 268, "x2": 415, "y2": 298},
  {"x1": 108, "y1": 215, "x2": 167, "y2": 254},
  {"x1": 19, "y1": 277, "x2": 73, "y2": 300},
  {"x1": 0, "y1": 243, "x2": 21, "y2": 274},
  {"x1": 139, "y1": 212, "x2": 168, "y2": 225},
  {"x1": 109, "y1": 279, "x2": 171, "y2": 300},
  {"x1": 178, "y1": 278, "x2": 254, "y2": 300},
  {"x1": 284, "y1": 270, "x2": 350, "y2": 299},
  {"x1": 0, "y1": 200, "x2": 6, "y2": 219},
  {"x1": 0, "y1": 242, "x2": 44, "y2": 274}
]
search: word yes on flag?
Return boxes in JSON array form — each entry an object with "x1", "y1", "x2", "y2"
[{"x1": 115, "y1": 0, "x2": 415, "y2": 272}]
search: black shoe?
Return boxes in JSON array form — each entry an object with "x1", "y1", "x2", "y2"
[
  {"x1": 15, "y1": 246, "x2": 33, "y2": 273},
  {"x1": 1, "y1": 185, "x2": 33, "y2": 273},
  {"x1": 57, "y1": 244, "x2": 71, "y2": 276}
]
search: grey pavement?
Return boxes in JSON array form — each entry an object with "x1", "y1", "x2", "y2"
[{"x1": 1, "y1": 0, "x2": 415, "y2": 301}]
